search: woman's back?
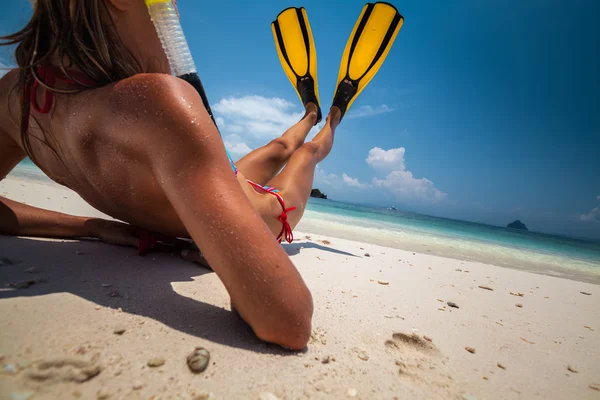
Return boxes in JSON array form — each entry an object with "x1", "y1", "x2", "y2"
[{"x1": 0, "y1": 70, "x2": 186, "y2": 235}]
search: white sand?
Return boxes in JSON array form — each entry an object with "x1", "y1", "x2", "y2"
[{"x1": 1, "y1": 176, "x2": 599, "y2": 400}]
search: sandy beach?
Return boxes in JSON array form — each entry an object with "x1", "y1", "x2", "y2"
[{"x1": 1, "y1": 176, "x2": 599, "y2": 400}]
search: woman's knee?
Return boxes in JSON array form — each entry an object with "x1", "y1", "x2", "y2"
[
  {"x1": 297, "y1": 141, "x2": 322, "y2": 160},
  {"x1": 267, "y1": 137, "x2": 296, "y2": 161}
]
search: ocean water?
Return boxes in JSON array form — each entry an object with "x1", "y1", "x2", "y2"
[
  {"x1": 9, "y1": 160, "x2": 600, "y2": 283},
  {"x1": 298, "y1": 198, "x2": 600, "y2": 283}
]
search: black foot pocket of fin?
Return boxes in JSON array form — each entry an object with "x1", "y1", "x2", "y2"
[
  {"x1": 297, "y1": 75, "x2": 322, "y2": 124},
  {"x1": 332, "y1": 80, "x2": 358, "y2": 121}
]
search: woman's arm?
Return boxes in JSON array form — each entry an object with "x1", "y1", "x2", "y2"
[
  {"x1": 128, "y1": 75, "x2": 313, "y2": 350},
  {"x1": 1, "y1": 195, "x2": 93, "y2": 237}
]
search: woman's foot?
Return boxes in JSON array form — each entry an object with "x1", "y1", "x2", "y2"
[
  {"x1": 303, "y1": 102, "x2": 320, "y2": 125},
  {"x1": 297, "y1": 75, "x2": 322, "y2": 125},
  {"x1": 331, "y1": 79, "x2": 357, "y2": 122}
]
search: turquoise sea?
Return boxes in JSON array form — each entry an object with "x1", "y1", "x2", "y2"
[
  {"x1": 299, "y1": 198, "x2": 600, "y2": 283},
  {"x1": 10, "y1": 160, "x2": 600, "y2": 283}
]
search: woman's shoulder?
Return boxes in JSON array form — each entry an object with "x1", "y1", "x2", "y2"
[
  {"x1": 103, "y1": 73, "x2": 210, "y2": 135},
  {"x1": 108, "y1": 73, "x2": 201, "y2": 114}
]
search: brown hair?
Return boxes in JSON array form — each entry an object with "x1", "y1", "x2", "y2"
[{"x1": 0, "y1": 0, "x2": 143, "y2": 165}]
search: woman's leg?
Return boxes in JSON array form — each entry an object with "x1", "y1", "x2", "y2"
[
  {"x1": 264, "y1": 108, "x2": 342, "y2": 229},
  {"x1": 235, "y1": 103, "x2": 319, "y2": 184}
]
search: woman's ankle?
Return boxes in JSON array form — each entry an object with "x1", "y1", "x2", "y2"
[
  {"x1": 303, "y1": 103, "x2": 319, "y2": 124},
  {"x1": 327, "y1": 107, "x2": 342, "y2": 129}
]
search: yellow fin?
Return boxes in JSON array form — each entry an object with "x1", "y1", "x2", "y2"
[
  {"x1": 334, "y1": 2, "x2": 403, "y2": 115},
  {"x1": 271, "y1": 7, "x2": 320, "y2": 107}
]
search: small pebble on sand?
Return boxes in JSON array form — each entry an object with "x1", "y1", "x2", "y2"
[
  {"x1": 378, "y1": 280, "x2": 389, "y2": 285},
  {"x1": 113, "y1": 327, "x2": 126, "y2": 335},
  {"x1": 353, "y1": 348, "x2": 369, "y2": 361},
  {"x1": 96, "y1": 388, "x2": 111, "y2": 399},
  {"x1": 589, "y1": 384, "x2": 600, "y2": 392},
  {"x1": 94, "y1": 306, "x2": 101, "y2": 310},
  {"x1": 465, "y1": 346, "x2": 476, "y2": 354},
  {"x1": 515, "y1": 304, "x2": 523, "y2": 308},
  {"x1": 364, "y1": 253, "x2": 371, "y2": 257},
  {"x1": 347, "y1": 388, "x2": 358, "y2": 397},
  {"x1": 3, "y1": 364, "x2": 18, "y2": 374},
  {"x1": 478, "y1": 285, "x2": 494, "y2": 291},
  {"x1": 580, "y1": 291, "x2": 592, "y2": 295},
  {"x1": 187, "y1": 347, "x2": 210, "y2": 373},
  {"x1": 320, "y1": 240, "x2": 331, "y2": 245},
  {"x1": 133, "y1": 381, "x2": 143, "y2": 390},
  {"x1": 567, "y1": 365, "x2": 578, "y2": 373},
  {"x1": 584, "y1": 326, "x2": 594, "y2": 331},
  {"x1": 258, "y1": 392, "x2": 280, "y2": 400},
  {"x1": 447, "y1": 301, "x2": 459, "y2": 309},
  {"x1": 497, "y1": 362, "x2": 506, "y2": 370},
  {"x1": 8, "y1": 392, "x2": 34, "y2": 400},
  {"x1": 147, "y1": 357, "x2": 165, "y2": 367}
]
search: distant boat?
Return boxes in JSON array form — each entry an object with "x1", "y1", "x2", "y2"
[{"x1": 388, "y1": 206, "x2": 398, "y2": 211}]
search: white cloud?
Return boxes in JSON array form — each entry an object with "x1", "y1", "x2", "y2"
[
  {"x1": 372, "y1": 170, "x2": 447, "y2": 203},
  {"x1": 580, "y1": 207, "x2": 600, "y2": 222},
  {"x1": 342, "y1": 173, "x2": 368, "y2": 189},
  {"x1": 315, "y1": 147, "x2": 446, "y2": 203},
  {"x1": 368, "y1": 147, "x2": 446, "y2": 203},
  {"x1": 222, "y1": 134, "x2": 252, "y2": 160},
  {"x1": 213, "y1": 95, "x2": 306, "y2": 139},
  {"x1": 346, "y1": 104, "x2": 393, "y2": 119},
  {"x1": 366, "y1": 147, "x2": 406, "y2": 171},
  {"x1": 314, "y1": 166, "x2": 339, "y2": 187}
]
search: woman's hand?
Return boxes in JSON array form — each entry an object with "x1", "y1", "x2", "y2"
[{"x1": 85, "y1": 218, "x2": 142, "y2": 247}]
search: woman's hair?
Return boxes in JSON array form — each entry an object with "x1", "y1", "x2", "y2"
[{"x1": 0, "y1": 0, "x2": 143, "y2": 164}]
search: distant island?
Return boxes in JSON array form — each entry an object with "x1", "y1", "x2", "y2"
[
  {"x1": 507, "y1": 220, "x2": 528, "y2": 231},
  {"x1": 310, "y1": 189, "x2": 327, "y2": 199}
]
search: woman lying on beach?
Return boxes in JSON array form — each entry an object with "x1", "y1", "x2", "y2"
[{"x1": 0, "y1": 0, "x2": 401, "y2": 349}]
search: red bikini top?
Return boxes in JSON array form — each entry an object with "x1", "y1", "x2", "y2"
[{"x1": 25, "y1": 64, "x2": 97, "y2": 114}]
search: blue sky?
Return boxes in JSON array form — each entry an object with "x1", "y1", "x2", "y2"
[{"x1": 1, "y1": 0, "x2": 599, "y2": 240}]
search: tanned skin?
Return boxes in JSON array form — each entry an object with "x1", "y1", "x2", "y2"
[{"x1": 0, "y1": 0, "x2": 345, "y2": 350}]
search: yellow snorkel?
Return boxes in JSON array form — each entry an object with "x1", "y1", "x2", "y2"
[{"x1": 145, "y1": 0, "x2": 218, "y2": 128}]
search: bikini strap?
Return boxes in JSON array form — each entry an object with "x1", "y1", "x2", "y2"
[
  {"x1": 245, "y1": 179, "x2": 296, "y2": 243},
  {"x1": 25, "y1": 64, "x2": 97, "y2": 114}
]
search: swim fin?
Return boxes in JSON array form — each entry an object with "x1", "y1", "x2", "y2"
[
  {"x1": 333, "y1": 2, "x2": 404, "y2": 120},
  {"x1": 272, "y1": 7, "x2": 322, "y2": 124}
]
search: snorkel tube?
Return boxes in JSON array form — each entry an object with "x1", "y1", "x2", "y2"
[{"x1": 145, "y1": 0, "x2": 218, "y2": 128}]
